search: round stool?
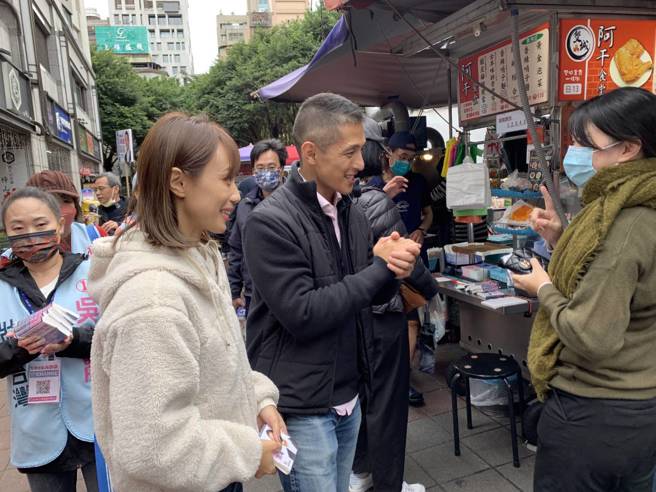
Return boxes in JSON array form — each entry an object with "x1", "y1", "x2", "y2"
[{"x1": 448, "y1": 353, "x2": 525, "y2": 468}]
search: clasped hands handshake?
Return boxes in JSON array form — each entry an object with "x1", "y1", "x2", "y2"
[{"x1": 373, "y1": 231, "x2": 421, "y2": 279}]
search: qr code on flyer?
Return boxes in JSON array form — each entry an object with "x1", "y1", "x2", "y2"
[{"x1": 36, "y1": 380, "x2": 50, "y2": 395}]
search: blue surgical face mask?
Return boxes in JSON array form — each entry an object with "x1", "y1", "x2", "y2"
[
  {"x1": 254, "y1": 170, "x2": 281, "y2": 192},
  {"x1": 563, "y1": 142, "x2": 621, "y2": 187},
  {"x1": 391, "y1": 160, "x2": 411, "y2": 176}
]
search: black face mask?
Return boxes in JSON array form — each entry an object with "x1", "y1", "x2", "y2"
[{"x1": 8, "y1": 230, "x2": 61, "y2": 263}]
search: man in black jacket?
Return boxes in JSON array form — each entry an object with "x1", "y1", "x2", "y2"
[{"x1": 244, "y1": 93, "x2": 421, "y2": 492}]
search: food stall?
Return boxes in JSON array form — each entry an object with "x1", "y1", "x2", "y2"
[
  {"x1": 259, "y1": 0, "x2": 656, "y2": 376},
  {"x1": 374, "y1": 0, "x2": 656, "y2": 375}
]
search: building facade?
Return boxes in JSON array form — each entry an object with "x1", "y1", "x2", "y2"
[
  {"x1": 0, "y1": 0, "x2": 103, "y2": 206},
  {"x1": 108, "y1": 0, "x2": 193, "y2": 82},
  {"x1": 217, "y1": 14, "x2": 247, "y2": 61},
  {"x1": 87, "y1": 9, "x2": 168, "y2": 79},
  {"x1": 244, "y1": 0, "x2": 308, "y2": 40}
]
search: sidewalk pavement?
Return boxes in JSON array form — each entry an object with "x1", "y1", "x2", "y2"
[{"x1": 0, "y1": 344, "x2": 534, "y2": 492}]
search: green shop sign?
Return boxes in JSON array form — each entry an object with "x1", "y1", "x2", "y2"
[{"x1": 95, "y1": 26, "x2": 149, "y2": 54}]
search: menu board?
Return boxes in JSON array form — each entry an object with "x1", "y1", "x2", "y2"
[
  {"x1": 559, "y1": 19, "x2": 656, "y2": 100},
  {"x1": 458, "y1": 23, "x2": 550, "y2": 124}
]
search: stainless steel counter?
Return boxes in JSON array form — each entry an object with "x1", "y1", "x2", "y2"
[{"x1": 435, "y1": 277, "x2": 536, "y2": 379}]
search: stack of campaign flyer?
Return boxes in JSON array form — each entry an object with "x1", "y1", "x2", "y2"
[{"x1": 15, "y1": 304, "x2": 78, "y2": 344}]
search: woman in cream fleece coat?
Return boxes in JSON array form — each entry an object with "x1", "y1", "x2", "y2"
[{"x1": 89, "y1": 113, "x2": 283, "y2": 492}]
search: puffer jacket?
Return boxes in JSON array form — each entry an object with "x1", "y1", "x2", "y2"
[{"x1": 355, "y1": 185, "x2": 438, "y2": 314}]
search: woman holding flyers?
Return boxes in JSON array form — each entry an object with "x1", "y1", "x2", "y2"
[
  {"x1": 88, "y1": 112, "x2": 283, "y2": 492},
  {"x1": 0, "y1": 186, "x2": 98, "y2": 492}
]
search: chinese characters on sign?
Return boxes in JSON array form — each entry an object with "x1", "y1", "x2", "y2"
[
  {"x1": 95, "y1": 26, "x2": 150, "y2": 55},
  {"x1": 559, "y1": 19, "x2": 655, "y2": 101},
  {"x1": 458, "y1": 24, "x2": 550, "y2": 123}
]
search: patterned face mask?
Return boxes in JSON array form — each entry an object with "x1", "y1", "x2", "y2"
[
  {"x1": 8, "y1": 230, "x2": 61, "y2": 263},
  {"x1": 254, "y1": 170, "x2": 281, "y2": 192}
]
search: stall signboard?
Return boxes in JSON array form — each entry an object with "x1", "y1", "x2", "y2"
[
  {"x1": 95, "y1": 26, "x2": 149, "y2": 55},
  {"x1": 0, "y1": 60, "x2": 33, "y2": 122},
  {"x1": 76, "y1": 122, "x2": 102, "y2": 161},
  {"x1": 458, "y1": 23, "x2": 550, "y2": 124},
  {"x1": 45, "y1": 99, "x2": 74, "y2": 146},
  {"x1": 559, "y1": 19, "x2": 656, "y2": 101}
]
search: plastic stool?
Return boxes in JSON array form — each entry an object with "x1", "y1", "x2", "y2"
[{"x1": 448, "y1": 353, "x2": 525, "y2": 467}]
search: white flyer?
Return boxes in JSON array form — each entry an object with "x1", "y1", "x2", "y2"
[{"x1": 260, "y1": 425, "x2": 297, "y2": 475}]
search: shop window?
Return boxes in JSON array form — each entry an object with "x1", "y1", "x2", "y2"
[
  {"x1": 0, "y1": 5, "x2": 25, "y2": 69},
  {"x1": 47, "y1": 142, "x2": 72, "y2": 175},
  {"x1": 34, "y1": 21, "x2": 51, "y2": 73},
  {"x1": 73, "y1": 75, "x2": 88, "y2": 112}
]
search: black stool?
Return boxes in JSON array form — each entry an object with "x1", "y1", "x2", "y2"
[{"x1": 448, "y1": 353, "x2": 525, "y2": 467}]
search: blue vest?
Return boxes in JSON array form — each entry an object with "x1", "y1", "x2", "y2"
[
  {"x1": 0, "y1": 260, "x2": 97, "y2": 468},
  {"x1": 70, "y1": 222, "x2": 95, "y2": 255}
]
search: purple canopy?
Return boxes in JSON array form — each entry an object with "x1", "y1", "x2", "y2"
[{"x1": 255, "y1": 6, "x2": 463, "y2": 108}]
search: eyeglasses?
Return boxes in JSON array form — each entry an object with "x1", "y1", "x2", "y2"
[{"x1": 254, "y1": 167, "x2": 281, "y2": 172}]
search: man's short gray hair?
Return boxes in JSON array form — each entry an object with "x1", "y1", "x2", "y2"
[
  {"x1": 293, "y1": 93, "x2": 364, "y2": 151},
  {"x1": 96, "y1": 172, "x2": 121, "y2": 188}
]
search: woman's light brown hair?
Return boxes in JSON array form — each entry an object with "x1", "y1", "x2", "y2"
[{"x1": 129, "y1": 112, "x2": 240, "y2": 248}]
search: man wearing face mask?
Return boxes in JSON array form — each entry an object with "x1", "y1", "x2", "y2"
[
  {"x1": 228, "y1": 139, "x2": 287, "y2": 312},
  {"x1": 94, "y1": 172, "x2": 127, "y2": 236},
  {"x1": 370, "y1": 132, "x2": 433, "y2": 252}
]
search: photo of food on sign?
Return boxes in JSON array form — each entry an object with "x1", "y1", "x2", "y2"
[
  {"x1": 611, "y1": 38, "x2": 653, "y2": 87},
  {"x1": 559, "y1": 19, "x2": 656, "y2": 100}
]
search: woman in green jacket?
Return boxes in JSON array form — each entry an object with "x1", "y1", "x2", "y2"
[{"x1": 513, "y1": 87, "x2": 656, "y2": 492}]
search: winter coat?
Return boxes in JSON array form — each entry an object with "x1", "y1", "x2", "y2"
[
  {"x1": 227, "y1": 186, "x2": 263, "y2": 300},
  {"x1": 244, "y1": 164, "x2": 399, "y2": 415},
  {"x1": 88, "y1": 231, "x2": 279, "y2": 492}
]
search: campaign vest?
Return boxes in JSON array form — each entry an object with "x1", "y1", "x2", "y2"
[
  {"x1": 70, "y1": 222, "x2": 95, "y2": 255},
  {"x1": 0, "y1": 260, "x2": 97, "y2": 468}
]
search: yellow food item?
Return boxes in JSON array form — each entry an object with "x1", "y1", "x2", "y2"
[
  {"x1": 510, "y1": 204, "x2": 533, "y2": 222},
  {"x1": 615, "y1": 38, "x2": 652, "y2": 83}
]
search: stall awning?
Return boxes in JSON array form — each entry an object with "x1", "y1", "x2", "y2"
[{"x1": 256, "y1": 3, "x2": 477, "y2": 108}]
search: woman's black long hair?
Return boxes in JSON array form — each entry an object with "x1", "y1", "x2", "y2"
[{"x1": 569, "y1": 87, "x2": 656, "y2": 157}]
